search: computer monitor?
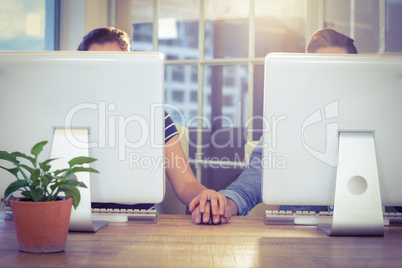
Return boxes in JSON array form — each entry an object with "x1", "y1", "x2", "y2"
[
  {"x1": 262, "y1": 53, "x2": 402, "y2": 235},
  {"x1": 0, "y1": 52, "x2": 165, "y2": 230}
]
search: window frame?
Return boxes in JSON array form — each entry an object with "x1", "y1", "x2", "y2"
[{"x1": 133, "y1": 0, "x2": 393, "y2": 181}]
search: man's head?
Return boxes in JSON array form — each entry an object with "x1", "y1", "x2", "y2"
[
  {"x1": 307, "y1": 28, "x2": 358, "y2": 54},
  {"x1": 77, "y1": 27, "x2": 131, "y2": 51}
]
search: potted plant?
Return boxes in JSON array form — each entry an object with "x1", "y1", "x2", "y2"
[{"x1": 0, "y1": 140, "x2": 98, "y2": 253}]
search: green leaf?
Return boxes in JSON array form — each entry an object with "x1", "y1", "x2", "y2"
[
  {"x1": 42, "y1": 158, "x2": 57, "y2": 165},
  {"x1": 63, "y1": 166, "x2": 99, "y2": 180},
  {"x1": 1, "y1": 140, "x2": 97, "y2": 209},
  {"x1": 39, "y1": 158, "x2": 57, "y2": 172},
  {"x1": 29, "y1": 188, "x2": 44, "y2": 202},
  {"x1": 61, "y1": 185, "x2": 81, "y2": 209},
  {"x1": 11, "y1": 152, "x2": 35, "y2": 165},
  {"x1": 30, "y1": 169, "x2": 40, "y2": 182},
  {"x1": 41, "y1": 174, "x2": 51, "y2": 187},
  {"x1": 0, "y1": 151, "x2": 19, "y2": 164},
  {"x1": 20, "y1": 164, "x2": 36, "y2": 175},
  {"x1": 58, "y1": 180, "x2": 74, "y2": 187},
  {"x1": 31, "y1": 141, "x2": 48, "y2": 158},
  {"x1": 21, "y1": 190, "x2": 33, "y2": 199},
  {"x1": 68, "y1": 156, "x2": 97, "y2": 167},
  {"x1": 4, "y1": 180, "x2": 28, "y2": 198},
  {"x1": 39, "y1": 163, "x2": 50, "y2": 173},
  {"x1": 62, "y1": 179, "x2": 87, "y2": 188},
  {"x1": 53, "y1": 168, "x2": 68, "y2": 176},
  {"x1": 76, "y1": 181, "x2": 87, "y2": 188},
  {"x1": 63, "y1": 179, "x2": 80, "y2": 186},
  {"x1": 49, "y1": 183, "x2": 59, "y2": 192},
  {"x1": 0, "y1": 166, "x2": 20, "y2": 177},
  {"x1": 71, "y1": 166, "x2": 99, "y2": 174}
]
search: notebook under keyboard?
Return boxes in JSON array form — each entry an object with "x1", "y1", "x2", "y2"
[{"x1": 265, "y1": 210, "x2": 402, "y2": 226}]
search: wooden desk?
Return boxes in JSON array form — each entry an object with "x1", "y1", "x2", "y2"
[{"x1": 1, "y1": 215, "x2": 402, "y2": 267}]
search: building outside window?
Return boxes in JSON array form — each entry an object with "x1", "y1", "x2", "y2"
[
  {"x1": 0, "y1": 0, "x2": 58, "y2": 50},
  {"x1": 172, "y1": 90, "x2": 184, "y2": 102}
]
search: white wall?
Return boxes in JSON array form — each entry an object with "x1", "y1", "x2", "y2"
[{"x1": 60, "y1": 0, "x2": 110, "y2": 51}]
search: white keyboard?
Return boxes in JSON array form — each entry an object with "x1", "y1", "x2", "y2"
[
  {"x1": 91, "y1": 208, "x2": 158, "y2": 223},
  {"x1": 2, "y1": 206, "x2": 13, "y2": 220},
  {"x1": 265, "y1": 210, "x2": 402, "y2": 226},
  {"x1": 3, "y1": 206, "x2": 157, "y2": 223}
]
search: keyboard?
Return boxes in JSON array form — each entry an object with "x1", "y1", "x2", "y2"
[
  {"x1": 2, "y1": 206, "x2": 13, "y2": 221},
  {"x1": 265, "y1": 210, "x2": 402, "y2": 226},
  {"x1": 91, "y1": 208, "x2": 157, "y2": 223},
  {"x1": 2, "y1": 206, "x2": 157, "y2": 223}
]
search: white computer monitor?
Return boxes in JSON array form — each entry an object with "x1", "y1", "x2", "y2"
[
  {"x1": 262, "y1": 53, "x2": 402, "y2": 235},
  {"x1": 0, "y1": 51, "x2": 165, "y2": 206}
]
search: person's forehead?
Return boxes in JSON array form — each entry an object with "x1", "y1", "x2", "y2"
[
  {"x1": 88, "y1": 42, "x2": 123, "y2": 51},
  {"x1": 315, "y1": 46, "x2": 348, "y2": 54}
]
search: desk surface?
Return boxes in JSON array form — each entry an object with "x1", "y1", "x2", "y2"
[{"x1": 1, "y1": 214, "x2": 402, "y2": 267}]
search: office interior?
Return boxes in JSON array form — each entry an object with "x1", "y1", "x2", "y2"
[
  {"x1": 2, "y1": 1, "x2": 402, "y2": 267},
  {"x1": 1, "y1": 0, "x2": 402, "y2": 214}
]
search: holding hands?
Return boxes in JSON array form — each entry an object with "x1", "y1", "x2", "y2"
[{"x1": 189, "y1": 189, "x2": 236, "y2": 224}]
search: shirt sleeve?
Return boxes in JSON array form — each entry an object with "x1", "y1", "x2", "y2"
[
  {"x1": 165, "y1": 111, "x2": 178, "y2": 143},
  {"x1": 219, "y1": 137, "x2": 263, "y2": 215}
]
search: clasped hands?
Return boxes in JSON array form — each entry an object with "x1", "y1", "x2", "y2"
[{"x1": 189, "y1": 189, "x2": 234, "y2": 224}]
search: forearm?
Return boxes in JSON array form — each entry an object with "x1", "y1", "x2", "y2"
[
  {"x1": 226, "y1": 198, "x2": 238, "y2": 216},
  {"x1": 165, "y1": 134, "x2": 207, "y2": 206},
  {"x1": 219, "y1": 138, "x2": 263, "y2": 216},
  {"x1": 174, "y1": 179, "x2": 207, "y2": 206}
]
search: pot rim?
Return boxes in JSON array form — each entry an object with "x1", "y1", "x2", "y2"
[{"x1": 10, "y1": 196, "x2": 72, "y2": 203}]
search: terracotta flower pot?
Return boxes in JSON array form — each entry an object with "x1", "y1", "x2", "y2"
[{"x1": 10, "y1": 197, "x2": 73, "y2": 253}]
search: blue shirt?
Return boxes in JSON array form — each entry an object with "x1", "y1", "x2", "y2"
[
  {"x1": 219, "y1": 139, "x2": 263, "y2": 216},
  {"x1": 165, "y1": 112, "x2": 178, "y2": 143}
]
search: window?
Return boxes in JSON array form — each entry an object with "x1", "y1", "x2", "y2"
[
  {"x1": 166, "y1": 54, "x2": 179, "y2": 60},
  {"x1": 386, "y1": 0, "x2": 402, "y2": 52},
  {"x1": 191, "y1": 66, "x2": 198, "y2": 83},
  {"x1": 190, "y1": 91, "x2": 198, "y2": 102},
  {"x1": 133, "y1": 23, "x2": 153, "y2": 44},
  {"x1": 172, "y1": 90, "x2": 184, "y2": 102},
  {"x1": 223, "y1": 95, "x2": 233, "y2": 107},
  {"x1": 124, "y1": 0, "x2": 402, "y2": 190},
  {"x1": 224, "y1": 66, "x2": 236, "y2": 87},
  {"x1": 172, "y1": 66, "x2": 185, "y2": 82},
  {"x1": 224, "y1": 77, "x2": 234, "y2": 87},
  {"x1": 0, "y1": 0, "x2": 58, "y2": 51},
  {"x1": 323, "y1": 0, "x2": 380, "y2": 53}
]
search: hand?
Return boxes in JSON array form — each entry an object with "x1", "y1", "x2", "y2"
[
  {"x1": 189, "y1": 189, "x2": 230, "y2": 224},
  {"x1": 190, "y1": 202, "x2": 233, "y2": 225}
]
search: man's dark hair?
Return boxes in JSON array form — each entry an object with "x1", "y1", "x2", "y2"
[
  {"x1": 307, "y1": 28, "x2": 358, "y2": 54},
  {"x1": 77, "y1": 27, "x2": 131, "y2": 51}
]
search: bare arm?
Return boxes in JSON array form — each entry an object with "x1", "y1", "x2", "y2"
[
  {"x1": 165, "y1": 135, "x2": 205, "y2": 205},
  {"x1": 165, "y1": 135, "x2": 227, "y2": 223}
]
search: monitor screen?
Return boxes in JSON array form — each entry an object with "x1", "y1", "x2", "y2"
[
  {"x1": 262, "y1": 53, "x2": 402, "y2": 208},
  {"x1": 0, "y1": 52, "x2": 165, "y2": 205}
]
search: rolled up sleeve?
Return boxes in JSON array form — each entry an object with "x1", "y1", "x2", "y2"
[{"x1": 219, "y1": 138, "x2": 263, "y2": 216}]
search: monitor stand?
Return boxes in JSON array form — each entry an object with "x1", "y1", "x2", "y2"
[
  {"x1": 318, "y1": 130, "x2": 384, "y2": 236},
  {"x1": 50, "y1": 128, "x2": 108, "y2": 232}
]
